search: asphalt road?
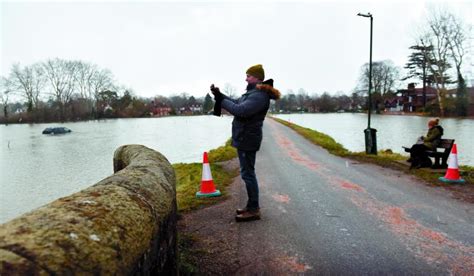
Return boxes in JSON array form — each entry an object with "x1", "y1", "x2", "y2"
[{"x1": 234, "y1": 118, "x2": 473, "y2": 275}]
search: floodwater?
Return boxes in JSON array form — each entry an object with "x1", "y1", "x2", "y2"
[
  {"x1": 0, "y1": 116, "x2": 232, "y2": 223},
  {"x1": 1, "y1": 113, "x2": 472, "y2": 223},
  {"x1": 274, "y1": 113, "x2": 473, "y2": 166}
]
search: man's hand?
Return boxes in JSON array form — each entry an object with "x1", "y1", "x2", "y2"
[{"x1": 210, "y1": 84, "x2": 223, "y2": 102}]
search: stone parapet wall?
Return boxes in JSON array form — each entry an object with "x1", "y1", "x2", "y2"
[{"x1": 0, "y1": 145, "x2": 177, "y2": 275}]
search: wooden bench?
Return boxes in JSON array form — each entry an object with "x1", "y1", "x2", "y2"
[{"x1": 403, "y1": 139, "x2": 454, "y2": 169}]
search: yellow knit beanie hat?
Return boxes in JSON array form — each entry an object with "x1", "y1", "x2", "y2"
[{"x1": 246, "y1": 64, "x2": 265, "y2": 81}]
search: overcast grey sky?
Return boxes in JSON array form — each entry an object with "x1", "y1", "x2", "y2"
[{"x1": 1, "y1": 0, "x2": 473, "y2": 98}]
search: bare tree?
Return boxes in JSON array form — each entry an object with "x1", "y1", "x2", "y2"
[
  {"x1": 31, "y1": 64, "x2": 46, "y2": 109},
  {"x1": 9, "y1": 64, "x2": 32, "y2": 111},
  {"x1": 8, "y1": 63, "x2": 46, "y2": 112},
  {"x1": 306, "y1": 93, "x2": 319, "y2": 113},
  {"x1": 444, "y1": 14, "x2": 469, "y2": 77},
  {"x1": 296, "y1": 88, "x2": 309, "y2": 111},
  {"x1": 358, "y1": 60, "x2": 400, "y2": 96},
  {"x1": 89, "y1": 68, "x2": 115, "y2": 117},
  {"x1": 0, "y1": 77, "x2": 13, "y2": 124},
  {"x1": 418, "y1": 8, "x2": 454, "y2": 116},
  {"x1": 74, "y1": 61, "x2": 95, "y2": 99},
  {"x1": 286, "y1": 91, "x2": 297, "y2": 111},
  {"x1": 315, "y1": 92, "x2": 337, "y2": 113},
  {"x1": 73, "y1": 61, "x2": 102, "y2": 117},
  {"x1": 444, "y1": 12, "x2": 470, "y2": 116},
  {"x1": 334, "y1": 92, "x2": 352, "y2": 111},
  {"x1": 223, "y1": 83, "x2": 237, "y2": 98},
  {"x1": 357, "y1": 60, "x2": 400, "y2": 113},
  {"x1": 42, "y1": 58, "x2": 78, "y2": 120}
]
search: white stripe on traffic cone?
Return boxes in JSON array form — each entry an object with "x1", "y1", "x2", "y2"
[{"x1": 196, "y1": 152, "x2": 221, "y2": 197}]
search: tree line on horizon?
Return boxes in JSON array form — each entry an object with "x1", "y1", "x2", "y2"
[
  {"x1": 0, "y1": 8, "x2": 471, "y2": 124},
  {"x1": 0, "y1": 58, "x2": 216, "y2": 124},
  {"x1": 0, "y1": 56, "x2": 370, "y2": 124}
]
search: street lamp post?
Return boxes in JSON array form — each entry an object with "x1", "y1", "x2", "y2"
[{"x1": 357, "y1": 12, "x2": 377, "y2": 155}]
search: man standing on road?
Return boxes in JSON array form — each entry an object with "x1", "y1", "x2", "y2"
[{"x1": 210, "y1": 64, "x2": 280, "y2": 222}]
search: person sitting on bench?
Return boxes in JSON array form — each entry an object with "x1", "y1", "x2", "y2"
[{"x1": 409, "y1": 118, "x2": 444, "y2": 169}]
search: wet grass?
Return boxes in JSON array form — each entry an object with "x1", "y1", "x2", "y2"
[
  {"x1": 173, "y1": 139, "x2": 238, "y2": 213},
  {"x1": 271, "y1": 117, "x2": 349, "y2": 157},
  {"x1": 174, "y1": 139, "x2": 238, "y2": 274},
  {"x1": 208, "y1": 139, "x2": 237, "y2": 163},
  {"x1": 177, "y1": 232, "x2": 202, "y2": 274},
  {"x1": 271, "y1": 117, "x2": 473, "y2": 185},
  {"x1": 173, "y1": 162, "x2": 238, "y2": 212}
]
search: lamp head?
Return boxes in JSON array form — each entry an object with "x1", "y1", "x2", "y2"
[{"x1": 357, "y1": 12, "x2": 372, "y2": 18}]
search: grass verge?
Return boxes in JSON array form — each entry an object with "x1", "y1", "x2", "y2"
[
  {"x1": 271, "y1": 117, "x2": 473, "y2": 185},
  {"x1": 174, "y1": 138, "x2": 238, "y2": 274},
  {"x1": 208, "y1": 139, "x2": 237, "y2": 163},
  {"x1": 173, "y1": 138, "x2": 238, "y2": 213}
]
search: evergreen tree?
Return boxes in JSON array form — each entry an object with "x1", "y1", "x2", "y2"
[
  {"x1": 402, "y1": 45, "x2": 434, "y2": 107},
  {"x1": 202, "y1": 93, "x2": 214, "y2": 113},
  {"x1": 455, "y1": 75, "x2": 468, "y2": 116}
]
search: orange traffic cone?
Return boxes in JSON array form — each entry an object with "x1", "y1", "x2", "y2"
[
  {"x1": 196, "y1": 152, "x2": 222, "y2": 198},
  {"x1": 439, "y1": 144, "x2": 465, "y2": 183}
]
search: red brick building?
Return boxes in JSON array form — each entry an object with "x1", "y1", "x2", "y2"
[
  {"x1": 395, "y1": 84, "x2": 474, "y2": 115},
  {"x1": 151, "y1": 100, "x2": 172, "y2": 117},
  {"x1": 397, "y1": 83, "x2": 438, "y2": 112}
]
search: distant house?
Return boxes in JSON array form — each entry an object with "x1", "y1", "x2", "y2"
[
  {"x1": 151, "y1": 100, "x2": 172, "y2": 117},
  {"x1": 189, "y1": 104, "x2": 202, "y2": 113},
  {"x1": 179, "y1": 104, "x2": 203, "y2": 115},
  {"x1": 384, "y1": 96, "x2": 403, "y2": 112},
  {"x1": 394, "y1": 84, "x2": 474, "y2": 115},
  {"x1": 396, "y1": 83, "x2": 438, "y2": 112}
]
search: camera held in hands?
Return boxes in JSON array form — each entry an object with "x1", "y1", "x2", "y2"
[{"x1": 210, "y1": 84, "x2": 220, "y2": 94}]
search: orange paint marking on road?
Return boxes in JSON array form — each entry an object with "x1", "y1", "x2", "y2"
[
  {"x1": 450, "y1": 255, "x2": 474, "y2": 275},
  {"x1": 269, "y1": 119, "x2": 474, "y2": 273},
  {"x1": 278, "y1": 137, "x2": 292, "y2": 146},
  {"x1": 326, "y1": 177, "x2": 366, "y2": 194},
  {"x1": 421, "y1": 229, "x2": 447, "y2": 244},
  {"x1": 270, "y1": 121, "x2": 323, "y2": 171},
  {"x1": 386, "y1": 207, "x2": 416, "y2": 226},
  {"x1": 274, "y1": 256, "x2": 312, "y2": 273},
  {"x1": 277, "y1": 137, "x2": 321, "y2": 171},
  {"x1": 340, "y1": 181, "x2": 364, "y2": 192},
  {"x1": 350, "y1": 195, "x2": 474, "y2": 274},
  {"x1": 272, "y1": 194, "x2": 290, "y2": 203}
]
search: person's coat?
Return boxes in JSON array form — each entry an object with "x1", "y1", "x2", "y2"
[
  {"x1": 221, "y1": 82, "x2": 280, "y2": 151},
  {"x1": 423, "y1": 125, "x2": 443, "y2": 150}
]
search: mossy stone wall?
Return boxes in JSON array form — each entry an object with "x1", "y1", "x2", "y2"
[{"x1": 0, "y1": 145, "x2": 177, "y2": 275}]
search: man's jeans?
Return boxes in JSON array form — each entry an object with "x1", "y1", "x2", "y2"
[{"x1": 237, "y1": 150, "x2": 259, "y2": 210}]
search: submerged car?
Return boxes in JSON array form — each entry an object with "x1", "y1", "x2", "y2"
[{"x1": 42, "y1": 127, "x2": 72, "y2": 135}]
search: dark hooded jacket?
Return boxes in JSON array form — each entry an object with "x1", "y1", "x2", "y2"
[
  {"x1": 221, "y1": 81, "x2": 280, "y2": 151},
  {"x1": 423, "y1": 125, "x2": 443, "y2": 150}
]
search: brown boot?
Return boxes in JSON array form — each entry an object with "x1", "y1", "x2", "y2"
[
  {"x1": 235, "y1": 209, "x2": 261, "y2": 222},
  {"x1": 236, "y1": 207, "x2": 260, "y2": 215}
]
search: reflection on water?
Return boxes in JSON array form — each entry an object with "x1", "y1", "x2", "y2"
[
  {"x1": 274, "y1": 113, "x2": 473, "y2": 166},
  {"x1": 0, "y1": 116, "x2": 232, "y2": 223}
]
